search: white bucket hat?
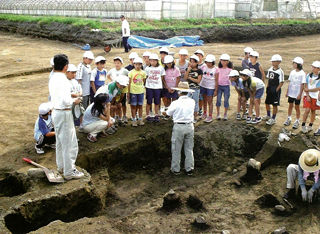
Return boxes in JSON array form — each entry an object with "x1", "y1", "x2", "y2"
[
  {"x1": 39, "y1": 102, "x2": 53, "y2": 115},
  {"x1": 292, "y1": 57, "x2": 303, "y2": 65},
  {"x1": 179, "y1": 49, "x2": 188, "y2": 55},
  {"x1": 190, "y1": 55, "x2": 199, "y2": 62},
  {"x1": 67, "y1": 64, "x2": 78, "y2": 72},
  {"x1": 311, "y1": 61, "x2": 320, "y2": 68},
  {"x1": 244, "y1": 47, "x2": 253, "y2": 53},
  {"x1": 204, "y1": 54, "x2": 216, "y2": 63},
  {"x1": 95, "y1": 56, "x2": 106, "y2": 63},
  {"x1": 142, "y1": 51, "x2": 151, "y2": 57},
  {"x1": 133, "y1": 57, "x2": 143, "y2": 64},
  {"x1": 83, "y1": 51, "x2": 95, "y2": 60},
  {"x1": 270, "y1": 54, "x2": 282, "y2": 62},
  {"x1": 113, "y1": 56, "x2": 123, "y2": 63},
  {"x1": 299, "y1": 149, "x2": 320, "y2": 173},
  {"x1": 220, "y1": 54, "x2": 230, "y2": 61},
  {"x1": 228, "y1": 70, "x2": 240, "y2": 77},
  {"x1": 172, "y1": 82, "x2": 195, "y2": 93},
  {"x1": 129, "y1": 52, "x2": 138, "y2": 59},
  {"x1": 149, "y1": 53, "x2": 159, "y2": 60},
  {"x1": 250, "y1": 51, "x2": 259, "y2": 58},
  {"x1": 194, "y1": 49, "x2": 204, "y2": 56},
  {"x1": 240, "y1": 69, "x2": 252, "y2": 77},
  {"x1": 159, "y1": 47, "x2": 169, "y2": 54},
  {"x1": 164, "y1": 55, "x2": 174, "y2": 64},
  {"x1": 116, "y1": 75, "x2": 129, "y2": 86}
]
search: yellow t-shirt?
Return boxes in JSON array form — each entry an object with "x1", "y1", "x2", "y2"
[{"x1": 128, "y1": 69, "x2": 147, "y2": 94}]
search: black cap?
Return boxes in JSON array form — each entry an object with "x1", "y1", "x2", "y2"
[{"x1": 120, "y1": 15, "x2": 125, "y2": 18}]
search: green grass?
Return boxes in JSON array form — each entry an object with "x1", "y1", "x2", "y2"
[{"x1": 0, "y1": 13, "x2": 319, "y2": 32}]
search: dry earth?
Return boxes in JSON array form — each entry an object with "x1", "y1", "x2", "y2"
[{"x1": 1, "y1": 32, "x2": 320, "y2": 234}]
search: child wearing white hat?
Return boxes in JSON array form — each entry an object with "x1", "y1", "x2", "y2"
[
  {"x1": 248, "y1": 51, "x2": 266, "y2": 82},
  {"x1": 284, "y1": 57, "x2": 306, "y2": 129},
  {"x1": 142, "y1": 51, "x2": 151, "y2": 70},
  {"x1": 90, "y1": 56, "x2": 107, "y2": 103},
  {"x1": 242, "y1": 47, "x2": 253, "y2": 69},
  {"x1": 34, "y1": 102, "x2": 55, "y2": 154},
  {"x1": 176, "y1": 49, "x2": 189, "y2": 82}
]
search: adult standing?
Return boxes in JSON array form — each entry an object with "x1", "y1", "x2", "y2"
[
  {"x1": 49, "y1": 54, "x2": 84, "y2": 180},
  {"x1": 120, "y1": 15, "x2": 132, "y2": 53},
  {"x1": 164, "y1": 82, "x2": 196, "y2": 176}
]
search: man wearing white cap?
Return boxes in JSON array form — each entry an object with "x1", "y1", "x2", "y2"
[
  {"x1": 49, "y1": 54, "x2": 84, "y2": 180},
  {"x1": 77, "y1": 51, "x2": 94, "y2": 131},
  {"x1": 164, "y1": 82, "x2": 195, "y2": 176},
  {"x1": 34, "y1": 102, "x2": 55, "y2": 154},
  {"x1": 120, "y1": 15, "x2": 132, "y2": 53},
  {"x1": 283, "y1": 149, "x2": 320, "y2": 203}
]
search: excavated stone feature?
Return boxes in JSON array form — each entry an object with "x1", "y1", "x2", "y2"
[
  {"x1": 0, "y1": 170, "x2": 104, "y2": 234},
  {"x1": 0, "y1": 172, "x2": 31, "y2": 197}
]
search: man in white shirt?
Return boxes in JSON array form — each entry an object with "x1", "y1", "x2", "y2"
[
  {"x1": 164, "y1": 82, "x2": 196, "y2": 176},
  {"x1": 120, "y1": 15, "x2": 132, "y2": 53},
  {"x1": 49, "y1": 54, "x2": 84, "y2": 180}
]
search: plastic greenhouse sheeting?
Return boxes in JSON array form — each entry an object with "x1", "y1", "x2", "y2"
[{"x1": 128, "y1": 35, "x2": 204, "y2": 49}]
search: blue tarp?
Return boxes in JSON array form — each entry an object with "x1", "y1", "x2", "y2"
[{"x1": 128, "y1": 35, "x2": 204, "y2": 49}]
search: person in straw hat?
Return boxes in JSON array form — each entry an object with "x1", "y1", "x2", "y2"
[
  {"x1": 162, "y1": 82, "x2": 195, "y2": 176},
  {"x1": 283, "y1": 149, "x2": 320, "y2": 203}
]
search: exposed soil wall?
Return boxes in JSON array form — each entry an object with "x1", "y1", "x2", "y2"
[{"x1": 1, "y1": 20, "x2": 320, "y2": 46}]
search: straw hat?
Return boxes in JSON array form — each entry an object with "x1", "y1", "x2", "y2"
[
  {"x1": 299, "y1": 149, "x2": 320, "y2": 173},
  {"x1": 172, "y1": 82, "x2": 195, "y2": 93}
]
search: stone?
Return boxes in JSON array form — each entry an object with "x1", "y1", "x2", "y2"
[
  {"x1": 240, "y1": 159, "x2": 263, "y2": 184},
  {"x1": 192, "y1": 216, "x2": 210, "y2": 230},
  {"x1": 248, "y1": 158, "x2": 261, "y2": 170},
  {"x1": 275, "y1": 205, "x2": 285, "y2": 212},
  {"x1": 162, "y1": 189, "x2": 182, "y2": 211},
  {"x1": 222, "y1": 230, "x2": 231, "y2": 234},
  {"x1": 232, "y1": 169, "x2": 238, "y2": 174},
  {"x1": 274, "y1": 227, "x2": 287, "y2": 234},
  {"x1": 27, "y1": 168, "x2": 46, "y2": 179}
]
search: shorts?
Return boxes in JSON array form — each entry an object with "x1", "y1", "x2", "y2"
[
  {"x1": 130, "y1": 93, "x2": 144, "y2": 106},
  {"x1": 200, "y1": 87, "x2": 215, "y2": 96},
  {"x1": 265, "y1": 86, "x2": 280, "y2": 106},
  {"x1": 303, "y1": 96, "x2": 320, "y2": 110},
  {"x1": 146, "y1": 88, "x2": 162, "y2": 105},
  {"x1": 288, "y1": 97, "x2": 301, "y2": 105},
  {"x1": 254, "y1": 88, "x2": 264, "y2": 99},
  {"x1": 162, "y1": 88, "x2": 179, "y2": 99}
]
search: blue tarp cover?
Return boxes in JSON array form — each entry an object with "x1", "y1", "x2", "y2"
[{"x1": 128, "y1": 35, "x2": 204, "y2": 49}]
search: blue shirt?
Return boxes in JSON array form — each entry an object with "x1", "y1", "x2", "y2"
[{"x1": 34, "y1": 115, "x2": 53, "y2": 141}]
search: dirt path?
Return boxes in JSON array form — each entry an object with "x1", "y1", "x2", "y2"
[{"x1": 1, "y1": 32, "x2": 320, "y2": 233}]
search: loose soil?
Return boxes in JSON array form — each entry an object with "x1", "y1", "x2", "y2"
[{"x1": 1, "y1": 31, "x2": 320, "y2": 233}]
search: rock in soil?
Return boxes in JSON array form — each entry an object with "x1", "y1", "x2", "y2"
[
  {"x1": 192, "y1": 216, "x2": 210, "y2": 230},
  {"x1": 256, "y1": 192, "x2": 280, "y2": 208},
  {"x1": 241, "y1": 158, "x2": 263, "y2": 184},
  {"x1": 162, "y1": 189, "x2": 182, "y2": 211}
]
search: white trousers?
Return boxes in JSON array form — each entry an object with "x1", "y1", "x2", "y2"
[
  {"x1": 83, "y1": 118, "x2": 115, "y2": 137},
  {"x1": 286, "y1": 164, "x2": 299, "y2": 189},
  {"x1": 171, "y1": 123, "x2": 194, "y2": 172},
  {"x1": 52, "y1": 109, "x2": 78, "y2": 176}
]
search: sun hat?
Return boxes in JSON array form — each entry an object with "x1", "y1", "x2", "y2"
[
  {"x1": 250, "y1": 51, "x2": 259, "y2": 58},
  {"x1": 113, "y1": 56, "x2": 123, "y2": 63},
  {"x1": 142, "y1": 51, "x2": 151, "y2": 57},
  {"x1": 172, "y1": 81, "x2": 195, "y2": 93},
  {"x1": 204, "y1": 54, "x2": 216, "y2": 63},
  {"x1": 299, "y1": 149, "x2": 320, "y2": 173},
  {"x1": 116, "y1": 75, "x2": 129, "y2": 86},
  {"x1": 133, "y1": 57, "x2": 143, "y2": 64},
  {"x1": 311, "y1": 61, "x2": 320, "y2": 68},
  {"x1": 67, "y1": 64, "x2": 78, "y2": 72},
  {"x1": 292, "y1": 57, "x2": 303, "y2": 65},
  {"x1": 239, "y1": 69, "x2": 252, "y2": 77},
  {"x1": 270, "y1": 54, "x2": 282, "y2": 62},
  {"x1": 220, "y1": 54, "x2": 230, "y2": 61},
  {"x1": 50, "y1": 57, "x2": 54, "y2": 66},
  {"x1": 244, "y1": 47, "x2": 253, "y2": 53},
  {"x1": 164, "y1": 55, "x2": 174, "y2": 64},
  {"x1": 190, "y1": 55, "x2": 199, "y2": 62},
  {"x1": 228, "y1": 70, "x2": 240, "y2": 77},
  {"x1": 83, "y1": 51, "x2": 95, "y2": 60},
  {"x1": 95, "y1": 56, "x2": 106, "y2": 63},
  {"x1": 179, "y1": 49, "x2": 188, "y2": 55},
  {"x1": 159, "y1": 47, "x2": 169, "y2": 54},
  {"x1": 39, "y1": 102, "x2": 52, "y2": 115},
  {"x1": 194, "y1": 49, "x2": 204, "y2": 56},
  {"x1": 149, "y1": 53, "x2": 159, "y2": 60},
  {"x1": 129, "y1": 52, "x2": 138, "y2": 60}
]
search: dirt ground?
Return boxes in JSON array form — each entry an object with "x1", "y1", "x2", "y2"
[{"x1": 1, "y1": 32, "x2": 320, "y2": 233}]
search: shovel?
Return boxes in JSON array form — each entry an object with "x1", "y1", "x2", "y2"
[{"x1": 23, "y1": 158, "x2": 64, "y2": 183}]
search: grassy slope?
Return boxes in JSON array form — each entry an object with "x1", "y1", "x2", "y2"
[{"x1": 0, "y1": 14, "x2": 319, "y2": 32}]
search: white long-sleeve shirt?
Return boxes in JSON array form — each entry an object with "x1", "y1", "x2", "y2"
[
  {"x1": 49, "y1": 72, "x2": 74, "y2": 109},
  {"x1": 122, "y1": 19, "x2": 130, "y2": 37}
]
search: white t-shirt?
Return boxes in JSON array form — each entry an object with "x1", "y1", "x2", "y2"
[
  {"x1": 199, "y1": 65, "x2": 219, "y2": 89},
  {"x1": 145, "y1": 66, "x2": 166, "y2": 89},
  {"x1": 304, "y1": 73, "x2": 320, "y2": 99},
  {"x1": 287, "y1": 70, "x2": 306, "y2": 99},
  {"x1": 76, "y1": 62, "x2": 92, "y2": 96},
  {"x1": 122, "y1": 19, "x2": 130, "y2": 37},
  {"x1": 175, "y1": 59, "x2": 189, "y2": 82},
  {"x1": 107, "y1": 68, "x2": 129, "y2": 81}
]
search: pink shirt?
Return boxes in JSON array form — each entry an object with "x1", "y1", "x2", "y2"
[
  {"x1": 200, "y1": 65, "x2": 219, "y2": 89},
  {"x1": 164, "y1": 67, "x2": 181, "y2": 89},
  {"x1": 218, "y1": 67, "x2": 232, "y2": 86}
]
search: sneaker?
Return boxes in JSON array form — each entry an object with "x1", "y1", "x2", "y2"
[
  {"x1": 57, "y1": 168, "x2": 63, "y2": 174},
  {"x1": 98, "y1": 131, "x2": 108, "y2": 138},
  {"x1": 251, "y1": 118, "x2": 257, "y2": 124},
  {"x1": 255, "y1": 117, "x2": 262, "y2": 123},
  {"x1": 105, "y1": 127, "x2": 116, "y2": 135},
  {"x1": 171, "y1": 170, "x2": 180, "y2": 176},
  {"x1": 204, "y1": 116, "x2": 213, "y2": 123},
  {"x1": 123, "y1": 116, "x2": 128, "y2": 123},
  {"x1": 154, "y1": 116, "x2": 160, "y2": 123},
  {"x1": 246, "y1": 116, "x2": 252, "y2": 124},
  {"x1": 64, "y1": 169, "x2": 84, "y2": 180},
  {"x1": 35, "y1": 144, "x2": 44, "y2": 154},
  {"x1": 200, "y1": 113, "x2": 207, "y2": 120},
  {"x1": 223, "y1": 115, "x2": 228, "y2": 121},
  {"x1": 163, "y1": 115, "x2": 170, "y2": 121},
  {"x1": 78, "y1": 127, "x2": 85, "y2": 133},
  {"x1": 292, "y1": 120, "x2": 300, "y2": 129},
  {"x1": 193, "y1": 118, "x2": 198, "y2": 123},
  {"x1": 284, "y1": 118, "x2": 291, "y2": 126},
  {"x1": 252, "y1": 110, "x2": 256, "y2": 117},
  {"x1": 236, "y1": 113, "x2": 241, "y2": 120},
  {"x1": 302, "y1": 125, "x2": 307, "y2": 134},
  {"x1": 314, "y1": 129, "x2": 320, "y2": 136},
  {"x1": 45, "y1": 143, "x2": 56, "y2": 149},
  {"x1": 138, "y1": 119, "x2": 145, "y2": 126},
  {"x1": 266, "y1": 118, "x2": 276, "y2": 126},
  {"x1": 186, "y1": 170, "x2": 193, "y2": 176},
  {"x1": 216, "y1": 114, "x2": 221, "y2": 120},
  {"x1": 262, "y1": 115, "x2": 270, "y2": 121},
  {"x1": 146, "y1": 116, "x2": 153, "y2": 122},
  {"x1": 307, "y1": 126, "x2": 313, "y2": 132},
  {"x1": 242, "y1": 113, "x2": 247, "y2": 120},
  {"x1": 118, "y1": 120, "x2": 126, "y2": 127},
  {"x1": 111, "y1": 125, "x2": 118, "y2": 131},
  {"x1": 87, "y1": 133, "x2": 97, "y2": 143},
  {"x1": 132, "y1": 120, "x2": 138, "y2": 127}
]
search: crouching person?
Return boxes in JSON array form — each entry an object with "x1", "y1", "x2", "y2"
[
  {"x1": 83, "y1": 93, "x2": 115, "y2": 143},
  {"x1": 34, "y1": 102, "x2": 56, "y2": 154},
  {"x1": 283, "y1": 149, "x2": 320, "y2": 203}
]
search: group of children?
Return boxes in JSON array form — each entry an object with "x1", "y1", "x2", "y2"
[{"x1": 34, "y1": 46, "x2": 320, "y2": 150}]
